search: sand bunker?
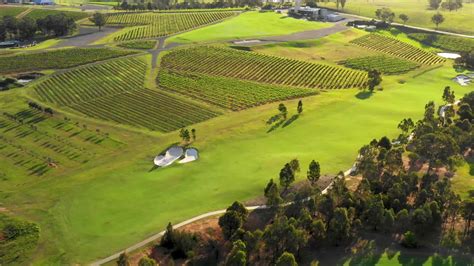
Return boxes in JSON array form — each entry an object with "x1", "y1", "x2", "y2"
[
  {"x1": 179, "y1": 148, "x2": 199, "y2": 164},
  {"x1": 233, "y1": 40, "x2": 262, "y2": 45},
  {"x1": 437, "y1": 52, "x2": 461, "y2": 59},
  {"x1": 452, "y1": 74, "x2": 472, "y2": 86},
  {"x1": 154, "y1": 146, "x2": 184, "y2": 167}
]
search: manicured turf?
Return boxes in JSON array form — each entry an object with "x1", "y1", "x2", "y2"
[
  {"x1": 26, "y1": 8, "x2": 90, "y2": 21},
  {"x1": 0, "y1": 48, "x2": 136, "y2": 74},
  {"x1": 161, "y1": 46, "x2": 368, "y2": 89},
  {"x1": 317, "y1": 0, "x2": 474, "y2": 35},
  {"x1": 166, "y1": 11, "x2": 331, "y2": 44},
  {"x1": 0, "y1": 6, "x2": 27, "y2": 17}
]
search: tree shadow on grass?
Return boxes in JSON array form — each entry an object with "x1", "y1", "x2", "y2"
[
  {"x1": 355, "y1": 90, "x2": 374, "y2": 100},
  {"x1": 282, "y1": 114, "x2": 299, "y2": 128},
  {"x1": 266, "y1": 114, "x2": 281, "y2": 125},
  {"x1": 267, "y1": 119, "x2": 285, "y2": 133}
]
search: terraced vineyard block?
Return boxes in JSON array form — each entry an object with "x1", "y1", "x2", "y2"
[{"x1": 161, "y1": 46, "x2": 368, "y2": 89}]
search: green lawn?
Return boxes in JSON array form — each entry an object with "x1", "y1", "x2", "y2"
[
  {"x1": 166, "y1": 11, "x2": 332, "y2": 44},
  {"x1": 89, "y1": 1, "x2": 119, "y2": 6},
  {"x1": 0, "y1": 6, "x2": 27, "y2": 17},
  {"x1": 318, "y1": 0, "x2": 474, "y2": 35}
]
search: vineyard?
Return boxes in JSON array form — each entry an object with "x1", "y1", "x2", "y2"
[
  {"x1": 0, "y1": 108, "x2": 119, "y2": 176},
  {"x1": 408, "y1": 33, "x2": 474, "y2": 53},
  {"x1": 161, "y1": 46, "x2": 368, "y2": 89},
  {"x1": 108, "y1": 11, "x2": 237, "y2": 41},
  {"x1": 342, "y1": 55, "x2": 419, "y2": 74},
  {"x1": 0, "y1": 48, "x2": 135, "y2": 74},
  {"x1": 34, "y1": 56, "x2": 220, "y2": 131},
  {"x1": 158, "y1": 70, "x2": 318, "y2": 111},
  {"x1": 117, "y1": 40, "x2": 157, "y2": 49},
  {"x1": 350, "y1": 34, "x2": 445, "y2": 65}
]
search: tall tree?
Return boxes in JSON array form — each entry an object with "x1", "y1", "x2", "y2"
[
  {"x1": 219, "y1": 210, "x2": 243, "y2": 240},
  {"x1": 18, "y1": 17, "x2": 37, "y2": 40},
  {"x1": 375, "y1": 8, "x2": 395, "y2": 23},
  {"x1": 117, "y1": 252, "x2": 130, "y2": 266},
  {"x1": 307, "y1": 160, "x2": 321, "y2": 186},
  {"x1": 278, "y1": 103, "x2": 288, "y2": 120},
  {"x1": 89, "y1": 12, "x2": 106, "y2": 31},
  {"x1": 367, "y1": 69, "x2": 382, "y2": 92},
  {"x1": 428, "y1": 0, "x2": 442, "y2": 9},
  {"x1": 225, "y1": 240, "x2": 247, "y2": 266},
  {"x1": 328, "y1": 207, "x2": 351, "y2": 245},
  {"x1": 289, "y1": 159, "x2": 300, "y2": 173},
  {"x1": 280, "y1": 163, "x2": 295, "y2": 190},
  {"x1": 297, "y1": 100, "x2": 303, "y2": 114},
  {"x1": 431, "y1": 13, "x2": 445, "y2": 29},
  {"x1": 442, "y1": 86, "x2": 455, "y2": 104},
  {"x1": 399, "y1": 14, "x2": 409, "y2": 25}
]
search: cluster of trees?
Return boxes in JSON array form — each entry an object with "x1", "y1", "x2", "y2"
[
  {"x1": 429, "y1": 0, "x2": 463, "y2": 11},
  {"x1": 28, "y1": 101, "x2": 54, "y2": 116},
  {"x1": 152, "y1": 90, "x2": 473, "y2": 265},
  {"x1": 374, "y1": 7, "x2": 445, "y2": 29},
  {"x1": 0, "y1": 13, "x2": 76, "y2": 41},
  {"x1": 116, "y1": 0, "x2": 258, "y2": 11},
  {"x1": 455, "y1": 50, "x2": 474, "y2": 69},
  {"x1": 179, "y1": 128, "x2": 196, "y2": 143}
]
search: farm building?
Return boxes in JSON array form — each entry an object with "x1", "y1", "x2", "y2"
[{"x1": 288, "y1": 6, "x2": 343, "y2": 21}]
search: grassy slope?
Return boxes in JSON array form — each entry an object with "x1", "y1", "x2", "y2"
[
  {"x1": 318, "y1": 0, "x2": 474, "y2": 35},
  {"x1": 4, "y1": 63, "x2": 470, "y2": 264},
  {"x1": 166, "y1": 11, "x2": 331, "y2": 44},
  {"x1": 0, "y1": 6, "x2": 27, "y2": 17}
]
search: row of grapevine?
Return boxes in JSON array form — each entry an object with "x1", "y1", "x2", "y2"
[
  {"x1": 408, "y1": 33, "x2": 474, "y2": 53},
  {"x1": 158, "y1": 70, "x2": 318, "y2": 111},
  {"x1": 33, "y1": 56, "x2": 220, "y2": 132},
  {"x1": 342, "y1": 55, "x2": 419, "y2": 74},
  {"x1": 71, "y1": 89, "x2": 220, "y2": 132},
  {"x1": 0, "y1": 48, "x2": 135, "y2": 74},
  {"x1": 350, "y1": 34, "x2": 445, "y2": 65},
  {"x1": 161, "y1": 46, "x2": 368, "y2": 89},
  {"x1": 109, "y1": 12, "x2": 237, "y2": 41}
]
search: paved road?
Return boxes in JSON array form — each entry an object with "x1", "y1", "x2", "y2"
[{"x1": 53, "y1": 26, "x2": 119, "y2": 48}]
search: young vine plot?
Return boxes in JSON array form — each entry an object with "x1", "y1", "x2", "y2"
[
  {"x1": 161, "y1": 46, "x2": 368, "y2": 89},
  {"x1": 158, "y1": 70, "x2": 318, "y2": 111},
  {"x1": 350, "y1": 34, "x2": 445, "y2": 65},
  {"x1": 0, "y1": 109, "x2": 119, "y2": 176},
  {"x1": 0, "y1": 48, "x2": 136, "y2": 74},
  {"x1": 408, "y1": 33, "x2": 474, "y2": 53},
  {"x1": 117, "y1": 40, "x2": 157, "y2": 50},
  {"x1": 108, "y1": 11, "x2": 237, "y2": 41},
  {"x1": 33, "y1": 57, "x2": 219, "y2": 132},
  {"x1": 343, "y1": 55, "x2": 419, "y2": 74}
]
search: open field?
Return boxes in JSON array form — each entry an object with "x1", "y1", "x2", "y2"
[
  {"x1": 0, "y1": 48, "x2": 135, "y2": 74},
  {"x1": 350, "y1": 34, "x2": 445, "y2": 65},
  {"x1": 104, "y1": 11, "x2": 238, "y2": 42},
  {"x1": 0, "y1": 6, "x2": 27, "y2": 17},
  {"x1": 158, "y1": 70, "x2": 318, "y2": 110},
  {"x1": 25, "y1": 8, "x2": 90, "y2": 20},
  {"x1": 161, "y1": 46, "x2": 368, "y2": 89},
  {"x1": 166, "y1": 11, "x2": 332, "y2": 44},
  {"x1": 317, "y1": 0, "x2": 474, "y2": 35}
]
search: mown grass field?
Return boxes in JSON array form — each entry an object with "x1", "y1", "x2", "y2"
[
  {"x1": 166, "y1": 11, "x2": 331, "y2": 44},
  {"x1": 0, "y1": 6, "x2": 27, "y2": 17},
  {"x1": 317, "y1": 0, "x2": 474, "y2": 35},
  {"x1": 0, "y1": 48, "x2": 135, "y2": 74}
]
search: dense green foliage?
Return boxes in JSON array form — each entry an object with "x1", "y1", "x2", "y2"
[
  {"x1": 343, "y1": 55, "x2": 419, "y2": 74},
  {"x1": 350, "y1": 34, "x2": 445, "y2": 65},
  {"x1": 117, "y1": 40, "x2": 156, "y2": 49},
  {"x1": 0, "y1": 214, "x2": 39, "y2": 265},
  {"x1": 161, "y1": 46, "x2": 368, "y2": 89},
  {"x1": 26, "y1": 9, "x2": 90, "y2": 21},
  {"x1": 408, "y1": 33, "x2": 474, "y2": 53},
  {"x1": 158, "y1": 70, "x2": 317, "y2": 111},
  {"x1": 109, "y1": 11, "x2": 237, "y2": 41},
  {"x1": 34, "y1": 57, "x2": 219, "y2": 132},
  {"x1": 0, "y1": 48, "x2": 135, "y2": 74}
]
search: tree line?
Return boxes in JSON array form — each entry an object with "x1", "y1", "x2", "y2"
[
  {"x1": 0, "y1": 13, "x2": 76, "y2": 42},
  {"x1": 127, "y1": 90, "x2": 473, "y2": 265}
]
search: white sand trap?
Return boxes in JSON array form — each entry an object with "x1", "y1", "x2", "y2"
[
  {"x1": 179, "y1": 148, "x2": 199, "y2": 164},
  {"x1": 437, "y1": 52, "x2": 461, "y2": 59},
  {"x1": 154, "y1": 146, "x2": 184, "y2": 167},
  {"x1": 233, "y1": 40, "x2": 261, "y2": 45},
  {"x1": 452, "y1": 75, "x2": 471, "y2": 86}
]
